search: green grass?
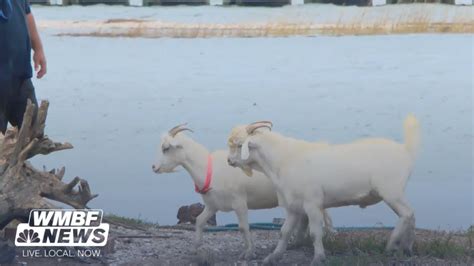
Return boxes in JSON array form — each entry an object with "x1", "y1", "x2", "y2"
[
  {"x1": 322, "y1": 228, "x2": 473, "y2": 264},
  {"x1": 325, "y1": 255, "x2": 391, "y2": 266},
  {"x1": 323, "y1": 233, "x2": 387, "y2": 256},
  {"x1": 468, "y1": 225, "x2": 474, "y2": 250},
  {"x1": 414, "y1": 236, "x2": 467, "y2": 259}
]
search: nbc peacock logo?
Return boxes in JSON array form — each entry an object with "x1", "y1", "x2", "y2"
[{"x1": 16, "y1": 229, "x2": 41, "y2": 244}]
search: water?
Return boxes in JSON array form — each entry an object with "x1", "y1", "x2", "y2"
[{"x1": 27, "y1": 9, "x2": 472, "y2": 229}]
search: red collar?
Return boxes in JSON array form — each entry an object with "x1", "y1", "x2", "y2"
[{"x1": 195, "y1": 154, "x2": 212, "y2": 194}]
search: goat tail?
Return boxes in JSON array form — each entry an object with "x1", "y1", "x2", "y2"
[{"x1": 403, "y1": 114, "x2": 421, "y2": 159}]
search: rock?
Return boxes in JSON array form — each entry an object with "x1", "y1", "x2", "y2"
[
  {"x1": 177, "y1": 203, "x2": 217, "y2": 226},
  {"x1": 0, "y1": 238, "x2": 15, "y2": 264}
]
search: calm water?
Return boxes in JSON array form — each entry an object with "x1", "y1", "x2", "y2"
[{"x1": 30, "y1": 32, "x2": 472, "y2": 229}]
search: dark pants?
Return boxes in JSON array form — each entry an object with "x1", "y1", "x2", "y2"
[{"x1": 0, "y1": 78, "x2": 38, "y2": 134}]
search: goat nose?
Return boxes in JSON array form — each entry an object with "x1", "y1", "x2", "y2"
[
  {"x1": 152, "y1": 165, "x2": 161, "y2": 173},
  {"x1": 227, "y1": 158, "x2": 234, "y2": 166}
]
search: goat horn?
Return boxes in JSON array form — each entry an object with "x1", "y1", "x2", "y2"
[
  {"x1": 171, "y1": 127, "x2": 194, "y2": 137},
  {"x1": 246, "y1": 122, "x2": 272, "y2": 135},
  {"x1": 169, "y1": 123, "x2": 187, "y2": 134},
  {"x1": 249, "y1": 120, "x2": 273, "y2": 127},
  {"x1": 169, "y1": 123, "x2": 192, "y2": 137}
]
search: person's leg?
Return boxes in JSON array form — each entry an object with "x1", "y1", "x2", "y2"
[
  {"x1": 0, "y1": 114, "x2": 7, "y2": 134},
  {"x1": 7, "y1": 78, "x2": 38, "y2": 129},
  {"x1": 0, "y1": 80, "x2": 10, "y2": 134}
]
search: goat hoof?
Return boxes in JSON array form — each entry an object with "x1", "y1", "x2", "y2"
[
  {"x1": 310, "y1": 253, "x2": 326, "y2": 266},
  {"x1": 262, "y1": 257, "x2": 273, "y2": 265},
  {"x1": 385, "y1": 242, "x2": 399, "y2": 253}
]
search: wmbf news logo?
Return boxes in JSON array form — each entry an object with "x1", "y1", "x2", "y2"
[{"x1": 15, "y1": 209, "x2": 109, "y2": 247}]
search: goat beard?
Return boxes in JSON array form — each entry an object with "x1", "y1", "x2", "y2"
[{"x1": 241, "y1": 165, "x2": 253, "y2": 177}]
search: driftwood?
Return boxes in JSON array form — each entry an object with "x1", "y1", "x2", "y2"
[{"x1": 0, "y1": 100, "x2": 98, "y2": 229}]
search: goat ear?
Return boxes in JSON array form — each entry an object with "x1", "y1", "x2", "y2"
[
  {"x1": 169, "y1": 138, "x2": 180, "y2": 147},
  {"x1": 241, "y1": 138, "x2": 251, "y2": 160}
]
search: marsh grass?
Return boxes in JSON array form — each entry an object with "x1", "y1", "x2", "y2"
[
  {"x1": 414, "y1": 236, "x2": 467, "y2": 259},
  {"x1": 58, "y1": 20, "x2": 473, "y2": 38},
  {"x1": 323, "y1": 231, "x2": 388, "y2": 256},
  {"x1": 322, "y1": 228, "x2": 473, "y2": 264},
  {"x1": 55, "y1": 9, "x2": 473, "y2": 39}
]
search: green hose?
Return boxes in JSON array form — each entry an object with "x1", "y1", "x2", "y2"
[{"x1": 205, "y1": 223, "x2": 394, "y2": 232}]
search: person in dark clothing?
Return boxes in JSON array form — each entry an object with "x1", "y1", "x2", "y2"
[{"x1": 0, "y1": 0, "x2": 46, "y2": 134}]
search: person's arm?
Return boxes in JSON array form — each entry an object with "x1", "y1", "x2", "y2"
[{"x1": 26, "y1": 13, "x2": 47, "y2": 79}]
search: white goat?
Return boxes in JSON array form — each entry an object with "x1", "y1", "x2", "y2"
[
  {"x1": 152, "y1": 124, "x2": 333, "y2": 260},
  {"x1": 227, "y1": 117, "x2": 420, "y2": 265}
]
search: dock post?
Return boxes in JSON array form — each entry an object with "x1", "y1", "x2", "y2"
[
  {"x1": 129, "y1": 0, "x2": 145, "y2": 6},
  {"x1": 371, "y1": 0, "x2": 386, "y2": 5},
  {"x1": 210, "y1": 0, "x2": 224, "y2": 5},
  {"x1": 291, "y1": 0, "x2": 304, "y2": 4},
  {"x1": 49, "y1": 0, "x2": 70, "y2": 5}
]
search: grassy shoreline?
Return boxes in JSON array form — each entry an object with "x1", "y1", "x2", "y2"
[
  {"x1": 103, "y1": 214, "x2": 474, "y2": 263},
  {"x1": 2, "y1": 215, "x2": 472, "y2": 264}
]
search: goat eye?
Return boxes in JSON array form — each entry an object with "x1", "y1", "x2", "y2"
[
  {"x1": 237, "y1": 144, "x2": 242, "y2": 148},
  {"x1": 162, "y1": 147, "x2": 170, "y2": 153}
]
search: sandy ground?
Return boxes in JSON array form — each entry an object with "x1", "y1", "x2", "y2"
[{"x1": 7, "y1": 224, "x2": 473, "y2": 265}]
